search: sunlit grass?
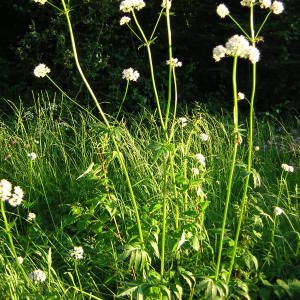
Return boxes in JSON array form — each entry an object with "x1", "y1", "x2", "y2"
[{"x1": 0, "y1": 94, "x2": 299, "y2": 298}]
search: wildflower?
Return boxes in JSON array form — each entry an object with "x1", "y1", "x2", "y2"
[
  {"x1": 259, "y1": 0, "x2": 272, "y2": 8},
  {"x1": 195, "y1": 153, "x2": 206, "y2": 168},
  {"x1": 240, "y1": 0, "x2": 255, "y2": 7},
  {"x1": 216, "y1": 4, "x2": 230, "y2": 18},
  {"x1": 281, "y1": 163, "x2": 294, "y2": 173},
  {"x1": 225, "y1": 35, "x2": 250, "y2": 59},
  {"x1": 70, "y1": 246, "x2": 84, "y2": 260},
  {"x1": 271, "y1": 1, "x2": 284, "y2": 14},
  {"x1": 191, "y1": 167, "x2": 200, "y2": 176},
  {"x1": 200, "y1": 133, "x2": 209, "y2": 142},
  {"x1": 213, "y1": 45, "x2": 227, "y2": 62},
  {"x1": 33, "y1": 63, "x2": 50, "y2": 78},
  {"x1": 166, "y1": 58, "x2": 182, "y2": 68},
  {"x1": 254, "y1": 146, "x2": 260, "y2": 151},
  {"x1": 122, "y1": 67, "x2": 140, "y2": 81},
  {"x1": 34, "y1": 0, "x2": 47, "y2": 5},
  {"x1": 120, "y1": 16, "x2": 131, "y2": 25},
  {"x1": 28, "y1": 269, "x2": 46, "y2": 283},
  {"x1": 120, "y1": 0, "x2": 146, "y2": 13},
  {"x1": 17, "y1": 256, "x2": 24, "y2": 264},
  {"x1": 27, "y1": 212, "x2": 37, "y2": 222},
  {"x1": 196, "y1": 186, "x2": 206, "y2": 198},
  {"x1": 27, "y1": 152, "x2": 37, "y2": 160},
  {"x1": 237, "y1": 92, "x2": 245, "y2": 100},
  {"x1": 178, "y1": 117, "x2": 188, "y2": 127},
  {"x1": 248, "y1": 46, "x2": 260, "y2": 64},
  {"x1": 274, "y1": 206, "x2": 283, "y2": 216},
  {"x1": 8, "y1": 186, "x2": 24, "y2": 207},
  {"x1": 161, "y1": 0, "x2": 172, "y2": 9},
  {"x1": 0, "y1": 179, "x2": 12, "y2": 201}
]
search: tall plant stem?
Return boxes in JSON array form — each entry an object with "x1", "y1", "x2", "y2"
[
  {"x1": 226, "y1": 6, "x2": 257, "y2": 283},
  {"x1": 215, "y1": 55, "x2": 239, "y2": 280},
  {"x1": 131, "y1": 12, "x2": 166, "y2": 133},
  {"x1": 61, "y1": 0, "x2": 144, "y2": 248},
  {"x1": 160, "y1": 157, "x2": 169, "y2": 277},
  {"x1": 0, "y1": 202, "x2": 34, "y2": 287},
  {"x1": 164, "y1": 5, "x2": 173, "y2": 133}
]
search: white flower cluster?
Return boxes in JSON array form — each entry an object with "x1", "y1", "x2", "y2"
[
  {"x1": 166, "y1": 57, "x2": 182, "y2": 68},
  {"x1": 28, "y1": 269, "x2": 46, "y2": 283},
  {"x1": 120, "y1": 16, "x2": 131, "y2": 26},
  {"x1": 0, "y1": 179, "x2": 24, "y2": 207},
  {"x1": 34, "y1": 0, "x2": 47, "y2": 5},
  {"x1": 27, "y1": 212, "x2": 37, "y2": 222},
  {"x1": 120, "y1": 0, "x2": 146, "y2": 13},
  {"x1": 70, "y1": 246, "x2": 84, "y2": 260},
  {"x1": 195, "y1": 153, "x2": 206, "y2": 168},
  {"x1": 161, "y1": 0, "x2": 172, "y2": 9},
  {"x1": 240, "y1": 0, "x2": 284, "y2": 14},
  {"x1": 274, "y1": 206, "x2": 283, "y2": 216},
  {"x1": 33, "y1": 63, "x2": 50, "y2": 78},
  {"x1": 281, "y1": 163, "x2": 294, "y2": 172},
  {"x1": 122, "y1": 68, "x2": 140, "y2": 81},
  {"x1": 178, "y1": 117, "x2": 188, "y2": 127},
  {"x1": 213, "y1": 35, "x2": 260, "y2": 64},
  {"x1": 216, "y1": 4, "x2": 230, "y2": 18}
]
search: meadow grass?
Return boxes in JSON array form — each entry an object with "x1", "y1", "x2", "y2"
[
  {"x1": 1, "y1": 1, "x2": 300, "y2": 299},
  {"x1": 0, "y1": 94, "x2": 299, "y2": 299}
]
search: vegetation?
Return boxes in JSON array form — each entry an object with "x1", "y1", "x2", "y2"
[{"x1": 0, "y1": 1, "x2": 299, "y2": 299}]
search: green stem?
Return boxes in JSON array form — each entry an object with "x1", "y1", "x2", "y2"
[
  {"x1": 164, "y1": 5, "x2": 173, "y2": 134},
  {"x1": 131, "y1": 11, "x2": 165, "y2": 132},
  {"x1": 60, "y1": 0, "x2": 110, "y2": 128},
  {"x1": 215, "y1": 55, "x2": 239, "y2": 280},
  {"x1": 60, "y1": 0, "x2": 144, "y2": 248},
  {"x1": 115, "y1": 80, "x2": 130, "y2": 120},
  {"x1": 255, "y1": 11, "x2": 272, "y2": 39},
  {"x1": 226, "y1": 6, "x2": 257, "y2": 284},
  {"x1": 228, "y1": 15, "x2": 251, "y2": 40},
  {"x1": 0, "y1": 201, "x2": 34, "y2": 287},
  {"x1": 160, "y1": 157, "x2": 169, "y2": 277}
]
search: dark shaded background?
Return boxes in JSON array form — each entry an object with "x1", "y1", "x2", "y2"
[{"x1": 0, "y1": 0, "x2": 299, "y2": 115}]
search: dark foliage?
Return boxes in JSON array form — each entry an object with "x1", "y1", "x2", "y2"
[{"x1": 0, "y1": 0, "x2": 299, "y2": 114}]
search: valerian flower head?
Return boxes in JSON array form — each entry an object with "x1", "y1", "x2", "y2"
[
  {"x1": 34, "y1": 0, "x2": 47, "y2": 5},
  {"x1": 120, "y1": 16, "x2": 131, "y2": 25},
  {"x1": 237, "y1": 92, "x2": 245, "y2": 100},
  {"x1": 240, "y1": 0, "x2": 255, "y2": 7},
  {"x1": 248, "y1": 46, "x2": 260, "y2": 64},
  {"x1": 213, "y1": 45, "x2": 227, "y2": 62},
  {"x1": 271, "y1": 1, "x2": 284, "y2": 14},
  {"x1": 178, "y1": 117, "x2": 188, "y2": 127},
  {"x1": 120, "y1": 0, "x2": 146, "y2": 13},
  {"x1": 70, "y1": 246, "x2": 84, "y2": 260},
  {"x1": 27, "y1": 152, "x2": 37, "y2": 160},
  {"x1": 200, "y1": 133, "x2": 209, "y2": 141},
  {"x1": 191, "y1": 167, "x2": 200, "y2": 176},
  {"x1": 194, "y1": 153, "x2": 206, "y2": 168},
  {"x1": 274, "y1": 206, "x2": 284, "y2": 216},
  {"x1": 29, "y1": 269, "x2": 46, "y2": 283},
  {"x1": 216, "y1": 4, "x2": 230, "y2": 18},
  {"x1": 122, "y1": 68, "x2": 140, "y2": 81},
  {"x1": 0, "y1": 179, "x2": 12, "y2": 201},
  {"x1": 17, "y1": 256, "x2": 24, "y2": 264},
  {"x1": 166, "y1": 58, "x2": 182, "y2": 67},
  {"x1": 281, "y1": 163, "x2": 294, "y2": 172},
  {"x1": 161, "y1": 0, "x2": 172, "y2": 9},
  {"x1": 259, "y1": 0, "x2": 272, "y2": 8},
  {"x1": 8, "y1": 186, "x2": 24, "y2": 207},
  {"x1": 34, "y1": 63, "x2": 50, "y2": 78},
  {"x1": 225, "y1": 35, "x2": 250, "y2": 58},
  {"x1": 27, "y1": 212, "x2": 37, "y2": 222}
]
